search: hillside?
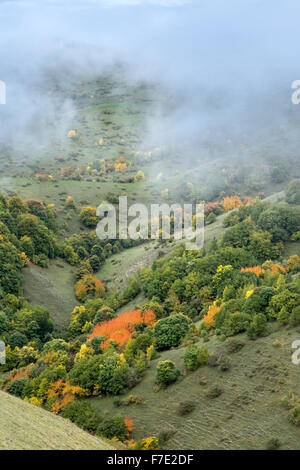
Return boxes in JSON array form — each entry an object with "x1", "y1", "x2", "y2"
[
  {"x1": 90, "y1": 324, "x2": 300, "y2": 450},
  {"x1": 0, "y1": 391, "x2": 115, "y2": 450}
]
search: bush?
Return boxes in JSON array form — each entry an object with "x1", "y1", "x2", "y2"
[
  {"x1": 158, "y1": 430, "x2": 175, "y2": 446},
  {"x1": 289, "y1": 407, "x2": 300, "y2": 426},
  {"x1": 247, "y1": 313, "x2": 267, "y2": 340},
  {"x1": 219, "y1": 355, "x2": 231, "y2": 371},
  {"x1": 97, "y1": 415, "x2": 128, "y2": 441},
  {"x1": 225, "y1": 339, "x2": 245, "y2": 353},
  {"x1": 286, "y1": 179, "x2": 300, "y2": 205},
  {"x1": 79, "y1": 207, "x2": 98, "y2": 227},
  {"x1": 289, "y1": 306, "x2": 300, "y2": 327},
  {"x1": 154, "y1": 314, "x2": 189, "y2": 350},
  {"x1": 184, "y1": 345, "x2": 209, "y2": 371},
  {"x1": 204, "y1": 385, "x2": 223, "y2": 398},
  {"x1": 217, "y1": 311, "x2": 252, "y2": 337},
  {"x1": 265, "y1": 437, "x2": 281, "y2": 450},
  {"x1": 156, "y1": 360, "x2": 180, "y2": 387},
  {"x1": 61, "y1": 401, "x2": 99, "y2": 433},
  {"x1": 177, "y1": 400, "x2": 196, "y2": 416},
  {"x1": 135, "y1": 437, "x2": 160, "y2": 450}
]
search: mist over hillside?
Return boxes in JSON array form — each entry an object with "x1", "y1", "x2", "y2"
[{"x1": 1, "y1": 0, "x2": 300, "y2": 164}]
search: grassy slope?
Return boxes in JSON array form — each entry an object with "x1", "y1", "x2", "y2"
[
  {"x1": 90, "y1": 324, "x2": 300, "y2": 450},
  {"x1": 22, "y1": 259, "x2": 77, "y2": 331},
  {"x1": 0, "y1": 391, "x2": 115, "y2": 450}
]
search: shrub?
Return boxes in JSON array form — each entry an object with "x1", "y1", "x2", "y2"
[
  {"x1": 134, "y1": 170, "x2": 145, "y2": 182},
  {"x1": 265, "y1": 437, "x2": 281, "y2": 450},
  {"x1": 247, "y1": 313, "x2": 267, "y2": 340},
  {"x1": 206, "y1": 212, "x2": 217, "y2": 225},
  {"x1": 158, "y1": 430, "x2": 175, "y2": 446},
  {"x1": 134, "y1": 437, "x2": 160, "y2": 450},
  {"x1": 208, "y1": 354, "x2": 219, "y2": 367},
  {"x1": 79, "y1": 207, "x2": 98, "y2": 227},
  {"x1": 217, "y1": 311, "x2": 251, "y2": 337},
  {"x1": 219, "y1": 355, "x2": 231, "y2": 371},
  {"x1": 225, "y1": 339, "x2": 245, "y2": 353},
  {"x1": 61, "y1": 401, "x2": 99, "y2": 433},
  {"x1": 184, "y1": 345, "x2": 209, "y2": 371},
  {"x1": 154, "y1": 314, "x2": 189, "y2": 350},
  {"x1": 289, "y1": 407, "x2": 300, "y2": 426},
  {"x1": 289, "y1": 306, "x2": 300, "y2": 327},
  {"x1": 97, "y1": 415, "x2": 128, "y2": 441},
  {"x1": 177, "y1": 400, "x2": 196, "y2": 416},
  {"x1": 286, "y1": 255, "x2": 300, "y2": 274},
  {"x1": 286, "y1": 179, "x2": 300, "y2": 205},
  {"x1": 156, "y1": 360, "x2": 180, "y2": 387},
  {"x1": 204, "y1": 385, "x2": 223, "y2": 398}
]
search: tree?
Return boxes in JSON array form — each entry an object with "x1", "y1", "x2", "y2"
[
  {"x1": 289, "y1": 306, "x2": 300, "y2": 327},
  {"x1": 97, "y1": 415, "x2": 129, "y2": 441},
  {"x1": 134, "y1": 170, "x2": 145, "y2": 182},
  {"x1": 156, "y1": 360, "x2": 180, "y2": 386},
  {"x1": 0, "y1": 311, "x2": 9, "y2": 334},
  {"x1": 8, "y1": 196, "x2": 28, "y2": 216},
  {"x1": 17, "y1": 214, "x2": 56, "y2": 257},
  {"x1": 63, "y1": 245, "x2": 79, "y2": 265},
  {"x1": 8, "y1": 378, "x2": 28, "y2": 398},
  {"x1": 97, "y1": 354, "x2": 130, "y2": 395},
  {"x1": 153, "y1": 314, "x2": 189, "y2": 350},
  {"x1": 268, "y1": 289, "x2": 300, "y2": 323},
  {"x1": 7, "y1": 332, "x2": 28, "y2": 349},
  {"x1": 89, "y1": 255, "x2": 101, "y2": 272},
  {"x1": 256, "y1": 206, "x2": 300, "y2": 243},
  {"x1": 286, "y1": 179, "x2": 300, "y2": 205},
  {"x1": 75, "y1": 274, "x2": 105, "y2": 301},
  {"x1": 184, "y1": 345, "x2": 209, "y2": 371},
  {"x1": 286, "y1": 255, "x2": 300, "y2": 274},
  {"x1": 69, "y1": 356, "x2": 102, "y2": 394},
  {"x1": 61, "y1": 401, "x2": 99, "y2": 433},
  {"x1": 79, "y1": 207, "x2": 98, "y2": 227},
  {"x1": 247, "y1": 313, "x2": 267, "y2": 339}
]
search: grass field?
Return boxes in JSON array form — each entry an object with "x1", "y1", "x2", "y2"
[
  {"x1": 90, "y1": 324, "x2": 300, "y2": 450},
  {"x1": 0, "y1": 391, "x2": 115, "y2": 450},
  {"x1": 23, "y1": 259, "x2": 77, "y2": 331}
]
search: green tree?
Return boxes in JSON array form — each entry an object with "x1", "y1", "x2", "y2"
[
  {"x1": 156, "y1": 360, "x2": 180, "y2": 386},
  {"x1": 154, "y1": 314, "x2": 189, "y2": 350}
]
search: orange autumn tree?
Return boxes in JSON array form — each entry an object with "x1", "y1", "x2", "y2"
[
  {"x1": 89, "y1": 309, "x2": 156, "y2": 350},
  {"x1": 270, "y1": 263, "x2": 286, "y2": 275},
  {"x1": 203, "y1": 301, "x2": 221, "y2": 328},
  {"x1": 241, "y1": 266, "x2": 265, "y2": 277},
  {"x1": 114, "y1": 162, "x2": 127, "y2": 172},
  {"x1": 124, "y1": 416, "x2": 134, "y2": 435},
  {"x1": 47, "y1": 379, "x2": 88, "y2": 414},
  {"x1": 75, "y1": 274, "x2": 105, "y2": 301}
]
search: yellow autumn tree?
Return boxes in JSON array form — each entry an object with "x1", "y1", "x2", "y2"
[{"x1": 221, "y1": 196, "x2": 243, "y2": 212}]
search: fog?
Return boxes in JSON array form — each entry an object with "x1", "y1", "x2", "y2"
[{"x1": 1, "y1": 0, "x2": 300, "y2": 159}]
